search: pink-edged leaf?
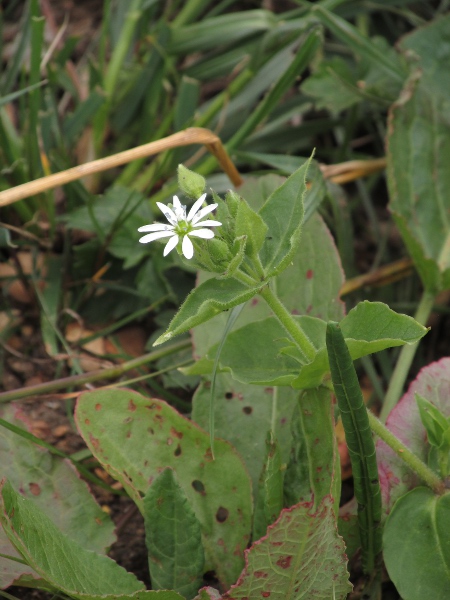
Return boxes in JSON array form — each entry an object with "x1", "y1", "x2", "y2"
[
  {"x1": 194, "y1": 588, "x2": 222, "y2": 600},
  {"x1": 377, "y1": 357, "x2": 450, "y2": 512},
  {"x1": 221, "y1": 496, "x2": 351, "y2": 600}
]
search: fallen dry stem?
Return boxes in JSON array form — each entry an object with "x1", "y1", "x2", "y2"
[{"x1": 0, "y1": 128, "x2": 243, "y2": 206}]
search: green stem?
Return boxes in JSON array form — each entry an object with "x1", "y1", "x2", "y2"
[
  {"x1": 367, "y1": 410, "x2": 444, "y2": 495},
  {"x1": 259, "y1": 285, "x2": 316, "y2": 361},
  {"x1": 0, "y1": 339, "x2": 190, "y2": 403},
  {"x1": 380, "y1": 290, "x2": 435, "y2": 422}
]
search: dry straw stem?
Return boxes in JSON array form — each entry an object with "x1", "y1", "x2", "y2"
[
  {"x1": 0, "y1": 127, "x2": 243, "y2": 207},
  {"x1": 340, "y1": 257, "x2": 413, "y2": 297},
  {"x1": 322, "y1": 157, "x2": 387, "y2": 184}
]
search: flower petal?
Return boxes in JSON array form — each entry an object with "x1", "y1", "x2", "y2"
[
  {"x1": 163, "y1": 234, "x2": 179, "y2": 256},
  {"x1": 182, "y1": 235, "x2": 194, "y2": 259},
  {"x1": 138, "y1": 223, "x2": 174, "y2": 232},
  {"x1": 192, "y1": 219, "x2": 222, "y2": 228},
  {"x1": 189, "y1": 228, "x2": 215, "y2": 239},
  {"x1": 139, "y1": 231, "x2": 175, "y2": 244},
  {"x1": 156, "y1": 202, "x2": 178, "y2": 226},
  {"x1": 172, "y1": 195, "x2": 186, "y2": 220},
  {"x1": 187, "y1": 193, "x2": 207, "y2": 222},
  {"x1": 191, "y1": 203, "x2": 218, "y2": 224}
]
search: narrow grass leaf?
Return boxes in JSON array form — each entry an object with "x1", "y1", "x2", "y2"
[{"x1": 326, "y1": 322, "x2": 382, "y2": 574}]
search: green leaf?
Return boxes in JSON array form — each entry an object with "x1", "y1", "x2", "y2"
[
  {"x1": 153, "y1": 278, "x2": 264, "y2": 346},
  {"x1": 284, "y1": 388, "x2": 341, "y2": 516},
  {"x1": 384, "y1": 487, "x2": 450, "y2": 600},
  {"x1": 235, "y1": 196, "x2": 268, "y2": 257},
  {"x1": 416, "y1": 393, "x2": 449, "y2": 449},
  {"x1": 253, "y1": 431, "x2": 284, "y2": 541},
  {"x1": 192, "y1": 376, "x2": 298, "y2": 496},
  {"x1": 75, "y1": 389, "x2": 252, "y2": 587},
  {"x1": 222, "y1": 497, "x2": 352, "y2": 600},
  {"x1": 0, "y1": 479, "x2": 145, "y2": 598},
  {"x1": 203, "y1": 302, "x2": 427, "y2": 389},
  {"x1": 326, "y1": 322, "x2": 382, "y2": 574},
  {"x1": 258, "y1": 156, "x2": 311, "y2": 276},
  {"x1": 144, "y1": 469, "x2": 204, "y2": 599},
  {"x1": 0, "y1": 404, "x2": 115, "y2": 589},
  {"x1": 387, "y1": 15, "x2": 450, "y2": 292}
]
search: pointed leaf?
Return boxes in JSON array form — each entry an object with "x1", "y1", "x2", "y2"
[
  {"x1": 144, "y1": 469, "x2": 204, "y2": 599},
  {"x1": 258, "y1": 157, "x2": 312, "y2": 276},
  {"x1": 154, "y1": 278, "x2": 264, "y2": 346},
  {"x1": 0, "y1": 479, "x2": 144, "y2": 598},
  {"x1": 75, "y1": 389, "x2": 252, "y2": 587},
  {"x1": 222, "y1": 497, "x2": 352, "y2": 600}
]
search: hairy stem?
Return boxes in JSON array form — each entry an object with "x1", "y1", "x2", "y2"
[
  {"x1": 367, "y1": 410, "x2": 444, "y2": 495},
  {"x1": 259, "y1": 285, "x2": 316, "y2": 361}
]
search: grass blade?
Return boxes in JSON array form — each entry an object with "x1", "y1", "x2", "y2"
[{"x1": 326, "y1": 321, "x2": 382, "y2": 574}]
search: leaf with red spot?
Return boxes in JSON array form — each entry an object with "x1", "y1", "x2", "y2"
[
  {"x1": 377, "y1": 357, "x2": 450, "y2": 512},
  {"x1": 0, "y1": 404, "x2": 115, "y2": 590},
  {"x1": 219, "y1": 496, "x2": 351, "y2": 600},
  {"x1": 75, "y1": 389, "x2": 252, "y2": 587}
]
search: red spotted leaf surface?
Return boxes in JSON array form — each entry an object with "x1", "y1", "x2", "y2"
[
  {"x1": 0, "y1": 404, "x2": 115, "y2": 589},
  {"x1": 75, "y1": 389, "x2": 252, "y2": 587},
  {"x1": 220, "y1": 496, "x2": 351, "y2": 600}
]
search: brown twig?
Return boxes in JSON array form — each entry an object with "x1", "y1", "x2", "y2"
[{"x1": 0, "y1": 128, "x2": 243, "y2": 207}]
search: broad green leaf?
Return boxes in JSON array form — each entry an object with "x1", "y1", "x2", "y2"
[
  {"x1": 0, "y1": 404, "x2": 115, "y2": 589},
  {"x1": 253, "y1": 431, "x2": 284, "y2": 541},
  {"x1": 284, "y1": 388, "x2": 340, "y2": 516},
  {"x1": 188, "y1": 208, "x2": 345, "y2": 373},
  {"x1": 75, "y1": 389, "x2": 252, "y2": 587},
  {"x1": 202, "y1": 302, "x2": 427, "y2": 389},
  {"x1": 222, "y1": 497, "x2": 352, "y2": 600},
  {"x1": 235, "y1": 196, "x2": 268, "y2": 257},
  {"x1": 377, "y1": 357, "x2": 450, "y2": 512},
  {"x1": 383, "y1": 487, "x2": 450, "y2": 600},
  {"x1": 387, "y1": 15, "x2": 450, "y2": 292},
  {"x1": 153, "y1": 278, "x2": 264, "y2": 346},
  {"x1": 144, "y1": 469, "x2": 204, "y2": 599},
  {"x1": 326, "y1": 322, "x2": 382, "y2": 574},
  {"x1": 0, "y1": 480, "x2": 144, "y2": 598},
  {"x1": 192, "y1": 376, "x2": 298, "y2": 495},
  {"x1": 258, "y1": 157, "x2": 311, "y2": 276}
]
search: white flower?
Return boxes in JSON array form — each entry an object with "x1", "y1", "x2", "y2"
[{"x1": 138, "y1": 194, "x2": 222, "y2": 259}]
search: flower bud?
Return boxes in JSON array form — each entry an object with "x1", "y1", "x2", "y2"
[{"x1": 177, "y1": 164, "x2": 206, "y2": 200}]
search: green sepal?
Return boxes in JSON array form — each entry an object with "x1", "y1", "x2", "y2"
[
  {"x1": 177, "y1": 164, "x2": 206, "y2": 199},
  {"x1": 217, "y1": 235, "x2": 247, "y2": 279},
  {"x1": 153, "y1": 277, "x2": 264, "y2": 346},
  {"x1": 235, "y1": 196, "x2": 268, "y2": 258}
]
